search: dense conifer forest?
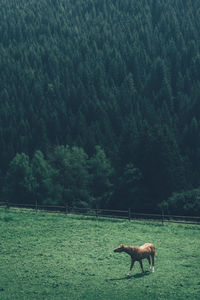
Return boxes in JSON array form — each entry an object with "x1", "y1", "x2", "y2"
[{"x1": 1, "y1": 0, "x2": 200, "y2": 215}]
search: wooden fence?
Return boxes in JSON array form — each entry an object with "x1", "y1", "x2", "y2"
[{"x1": 0, "y1": 202, "x2": 200, "y2": 225}]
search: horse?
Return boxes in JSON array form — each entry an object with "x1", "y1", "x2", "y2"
[{"x1": 114, "y1": 243, "x2": 156, "y2": 276}]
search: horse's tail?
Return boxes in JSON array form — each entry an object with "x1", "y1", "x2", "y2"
[{"x1": 150, "y1": 244, "x2": 156, "y2": 256}]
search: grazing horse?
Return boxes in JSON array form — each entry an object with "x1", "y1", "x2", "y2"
[{"x1": 114, "y1": 243, "x2": 156, "y2": 276}]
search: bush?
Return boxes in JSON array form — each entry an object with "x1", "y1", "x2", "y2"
[{"x1": 160, "y1": 188, "x2": 200, "y2": 216}]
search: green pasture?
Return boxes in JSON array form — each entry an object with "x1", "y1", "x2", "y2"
[{"x1": 0, "y1": 209, "x2": 200, "y2": 300}]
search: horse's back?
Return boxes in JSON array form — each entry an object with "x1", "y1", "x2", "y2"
[{"x1": 140, "y1": 243, "x2": 156, "y2": 255}]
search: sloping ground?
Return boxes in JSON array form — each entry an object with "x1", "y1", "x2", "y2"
[{"x1": 0, "y1": 209, "x2": 200, "y2": 299}]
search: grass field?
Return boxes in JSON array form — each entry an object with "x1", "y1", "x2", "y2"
[{"x1": 0, "y1": 209, "x2": 200, "y2": 300}]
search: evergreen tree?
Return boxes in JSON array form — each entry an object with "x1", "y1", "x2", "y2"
[
  {"x1": 49, "y1": 145, "x2": 90, "y2": 207},
  {"x1": 4, "y1": 153, "x2": 36, "y2": 204},
  {"x1": 112, "y1": 163, "x2": 143, "y2": 210},
  {"x1": 89, "y1": 145, "x2": 113, "y2": 208},
  {"x1": 31, "y1": 150, "x2": 59, "y2": 205},
  {"x1": 0, "y1": 0, "x2": 200, "y2": 213}
]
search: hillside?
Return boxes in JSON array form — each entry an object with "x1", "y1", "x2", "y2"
[
  {"x1": 1, "y1": 209, "x2": 200, "y2": 299},
  {"x1": 0, "y1": 0, "x2": 200, "y2": 213}
]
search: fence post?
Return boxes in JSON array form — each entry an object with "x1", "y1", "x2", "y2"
[
  {"x1": 161, "y1": 209, "x2": 164, "y2": 225},
  {"x1": 128, "y1": 208, "x2": 131, "y2": 221},
  {"x1": 35, "y1": 199, "x2": 38, "y2": 213},
  {"x1": 65, "y1": 203, "x2": 68, "y2": 214}
]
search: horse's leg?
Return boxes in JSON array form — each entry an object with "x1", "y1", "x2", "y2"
[
  {"x1": 139, "y1": 260, "x2": 144, "y2": 273},
  {"x1": 127, "y1": 259, "x2": 135, "y2": 276},
  {"x1": 147, "y1": 256, "x2": 151, "y2": 271},
  {"x1": 151, "y1": 254, "x2": 155, "y2": 272}
]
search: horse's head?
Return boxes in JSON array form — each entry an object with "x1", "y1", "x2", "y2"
[{"x1": 114, "y1": 244, "x2": 125, "y2": 253}]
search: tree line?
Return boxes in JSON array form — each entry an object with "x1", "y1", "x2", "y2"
[
  {"x1": 2, "y1": 137, "x2": 200, "y2": 216},
  {"x1": 0, "y1": 0, "x2": 200, "y2": 215},
  {"x1": 3, "y1": 146, "x2": 112, "y2": 209}
]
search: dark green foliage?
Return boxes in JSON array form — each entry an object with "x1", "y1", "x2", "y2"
[
  {"x1": 31, "y1": 150, "x2": 56, "y2": 205},
  {"x1": 0, "y1": 0, "x2": 200, "y2": 214},
  {"x1": 137, "y1": 124, "x2": 185, "y2": 204},
  {"x1": 160, "y1": 188, "x2": 200, "y2": 216},
  {"x1": 49, "y1": 145, "x2": 90, "y2": 207},
  {"x1": 112, "y1": 163, "x2": 144, "y2": 210},
  {"x1": 89, "y1": 146, "x2": 113, "y2": 208},
  {"x1": 4, "y1": 153, "x2": 36, "y2": 204},
  {"x1": 3, "y1": 146, "x2": 113, "y2": 208}
]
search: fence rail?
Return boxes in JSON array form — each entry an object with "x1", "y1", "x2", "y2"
[{"x1": 0, "y1": 202, "x2": 200, "y2": 225}]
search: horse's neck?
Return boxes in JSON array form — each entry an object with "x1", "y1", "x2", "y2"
[{"x1": 124, "y1": 246, "x2": 135, "y2": 256}]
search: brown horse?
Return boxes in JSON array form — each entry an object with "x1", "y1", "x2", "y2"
[{"x1": 114, "y1": 243, "x2": 156, "y2": 276}]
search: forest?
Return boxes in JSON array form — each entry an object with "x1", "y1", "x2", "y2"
[{"x1": 0, "y1": 0, "x2": 200, "y2": 215}]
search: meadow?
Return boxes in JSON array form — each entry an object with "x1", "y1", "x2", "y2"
[{"x1": 0, "y1": 209, "x2": 200, "y2": 300}]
